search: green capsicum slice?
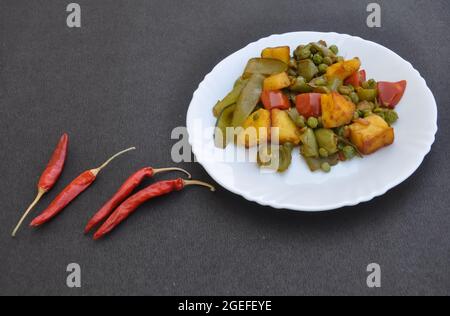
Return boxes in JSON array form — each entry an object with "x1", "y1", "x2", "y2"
[
  {"x1": 243, "y1": 58, "x2": 288, "y2": 79},
  {"x1": 214, "y1": 104, "x2": 236, "y2": 148},
  {"x1": 232, "y1": 73, "x2": 265, "y2": 127},
  {"x1": 213, "y1": 78, "x2": 249, "y2": 118}
]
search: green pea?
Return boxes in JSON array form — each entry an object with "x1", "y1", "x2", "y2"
[
  {"x1": 329, "y1": 45, "x2": 339, "y2": 55},
  {"x1": 310, "y1": 45, "x2": 318, "y2": 54},
  {"x1": 313, "y1": 54, "x2": 323, "y2": 65},
  {"x1": 342, "y1": 146, "x2": 356, "y2": 160},
  {"x1": 318, "y1": 63, "x2": 328, "y2": 74},
  {"x1": 319, "y1": 148, "x2": 329, "y2": 158},
  {"x1": 323, "y1": 56, "x2": 333, "y2": 66},
  {"x1": 353, "y1": 111, "x2": 360, "y2": 120},
  {"x1": 384, "y1": 110, "x2": 399, "y2": 125},
  {"x1": 321, "y1": 162, "x2": 331, "y2": 173},
  {"x1": 307, "y1": 117, "x2": 319, "y2": 129}
]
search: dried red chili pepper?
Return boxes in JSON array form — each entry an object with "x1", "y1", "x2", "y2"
[
  {"x1": 84, "y1": 167, "x2": 192, "y2": 234},
  {"x1": 93, "y1": 178, "x2": 215, "y2": 240},
  {"x1": 30, "y1": 147, "x2": 135, "y2": 227},
  {"x1": 12, "y1": 133, "x2": 69, "y2": 237}
]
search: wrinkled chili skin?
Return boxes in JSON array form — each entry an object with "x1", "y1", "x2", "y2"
[
  {"x1": 38, "y1": 133, "x2": 69, "y2": 192},
  {"x1": 30, "y1": 170, "x2": 97, "y2": 227},
  {"x1": 93, "y1": 179, "x2": 184, "y2": 240},
  {"x1": 84, "y1": 167, "x2": 155, "y2": 233}
]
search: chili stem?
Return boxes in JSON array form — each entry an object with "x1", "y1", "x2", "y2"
[
  {"x1": 153, "y1": 167, "x2": 192, "y2": 179},
  {"x1": 91, "y1": 147, "x2": 136, "y2": 175},
  {"x1": 12, "y1": 188, "x2": 46, "y2": 237},
  {"x1": 183, "y1": 179, "x2": 216, "y2": 192}
]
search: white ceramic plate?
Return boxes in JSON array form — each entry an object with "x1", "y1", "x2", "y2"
[{"x1": 186, "y1": 32, "x2": 437, "y2": 211}]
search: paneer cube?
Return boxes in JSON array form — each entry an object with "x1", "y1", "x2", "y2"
[
  {"x1": 326, "y1": 58, "x2": 361, "y2": 81},
  {"x1": 271, "y1": 109, "x2": 301, "y2": 145},
  {"x1": 349, "y1": 115, "x2": 394, "y2": 155},
  {"x1": 263, "y1": 72, "x2": 291, "y2": 91},
  {"x1": 237, "y1": 109, "x2": 271, "y2": 148},
  {"x1": 321, "y1": 92, "x2": 356, "y2": 128},
  {"x1": 261, "y1": 46, "x2": 291, "y2": 65}
]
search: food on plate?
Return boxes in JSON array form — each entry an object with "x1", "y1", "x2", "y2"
[{"x1": 213, "y1": 40, "x2": 407, "y2": 173}]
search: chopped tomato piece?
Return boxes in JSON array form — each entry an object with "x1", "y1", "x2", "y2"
[
  {"x1": 377, "y1": 80, "x2": 407, "y2": 108},
  {"x1": 261, "y1": 90, "x2": 290, "y2": 110},
  {"x1": 344, "y1": 70, "x2": 366, "y2": 88},
  {"x1": 295, "y1": 93, "x2": 322, "y2": 118}
]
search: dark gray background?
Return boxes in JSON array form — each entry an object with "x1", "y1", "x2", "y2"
[{"x1": 0, "y1": 0, "x2": 448, "y2": 296}]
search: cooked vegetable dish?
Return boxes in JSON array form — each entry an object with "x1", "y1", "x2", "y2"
[{"x1": 213, "y1": 41, "x2": 407, "y2": 173}]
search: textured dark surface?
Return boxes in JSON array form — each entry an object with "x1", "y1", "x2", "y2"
[{"x1": 0, "y1": 0, "x2": 449, "y2": 296}]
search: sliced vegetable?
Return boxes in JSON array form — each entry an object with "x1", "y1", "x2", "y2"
[
  {"x1": 321, "y1": 92, "x2": 356, "y2": 128},
  {"x1": 290, "y1": 76, "x2": 313, "y2": 93},
  {"x1": 243, "y1": 58, "x2": 288, "y2": 79},
  {"x1": 300, "y1": 128, "x2": 319, "y2": 158},
  {"x1": 236, "y1": 108, "x2": 271, "y2": 148},
  {"x1": 232, "y1": 73, "x2": 265, "y2": 127},
  {"x1": 344, "y1": 70, "x2": 366, "y2": 88},
  {"x1": 326, "y1": 58, "x2": 361, "y2": 81},
  {"x1": 298, "y1": 59, "x2": 319, "y2": 82},
  {"x1": 258, "y1": 143, "x2": 293, "y2": 173},
  {"x1": 263, "y1": 72, "x2": 291, "y2": 91},
  {"x1": 315, "y1": 129, "x2": 338, "y2": 154},
  {"x1": 271, "y1": 109, "x2": 301, "y2": 145},
  {"x1": 214, "y1": 104, "x2": 236, "y2": 148},
  {"x1": 295, "y1": 93, "x2": 322, "y2": 119},
  {"x1": 261, "y1": 46, "x2": 290, "y2": 64},
  {"x1": 213, "y1": 78, "x2": 248, "y2": 117},
  {"x1": 377, "y1": 80, "x2": 407, "y2": 108},
  {"x1": 348, "y1": 114, "x2": 394, "y2": 155},
  {"x1": 261, "y1": 90, "x2": 290, "y2": 110}
]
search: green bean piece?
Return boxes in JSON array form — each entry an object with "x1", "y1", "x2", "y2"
[
  {"x1": 213, "y1": 78, "x2": 249, "y2": 117},
  {"x1": 304, "y1": 157, "x2": 322, "y2": 172},
  {"x1": 214, "y1": 104, "x2": 237, "y2": 148},
  {"x1": 307, "y1": 117, "x2": 319, "y2": 129},
  {"x1": 287, "y1": 108, "x2": 306, "y2": 128},
  {"x1": 362, "y1": 79, "x2": 377, "y2": 89},
  {"x1": 298, "y1": 59, "x2": 319, "y2": 82},
  {"x1": 311, "y1": 42, "x2": 336, "y2": 58},
  {"x1": 243, "y1": 58, "x2": 288, "y2": 79},
  {"x1": 232, "y1": 74, "x2": 265, "y2": 127},
  {"x1": 300, "y1": 128, "x2": 319, "y2": 158},
  {"x1": 258, "y1": 143, "x2": 293, "y2": 173},
  {"x1": 315, "y1": 128, "x2": 338, "y2": 154}
]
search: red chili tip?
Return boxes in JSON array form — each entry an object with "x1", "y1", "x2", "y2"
[{"x1": 93, "y1": 233, "x2": 103, "y2": 241}]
